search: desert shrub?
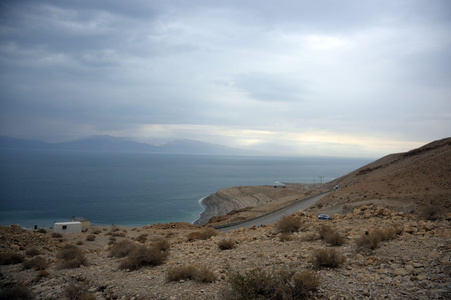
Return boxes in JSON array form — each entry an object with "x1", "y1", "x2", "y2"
[
  {"x1": 86, "y1": 234, "x2": 95, "y2": 241},
  {"x1": 65, "y1": 282, "x2": 95, "y2": 300},
  {"x1": 0, "y1": 286, "x2": 34, "y2": 300},
  {"x1": 419, "y1": 205, "x2": 442, "y2": 221},
  {"x1": 23, "y1": 256, "x2": 48, "y2": 270},
  {"x1": 0, "y1": 251, "x2": 24, "y2": 265},
  {"x1": 166, "y1": 265, "x2": 199, "y2": 282},
  {"x1": 119, "y1": 244, "x2": 169, "y2": 271},
  {"x1": 136, "y1": 233, "x2": 148, "y2": 243},
  {"x1": 279, "y1": 233, "x2": 294, "y2": 242},
  {"x1": 195, "y1": 265, "x2": 217, "y2": 283},
  {"x1": 26, "y1": 247, "x2": 41, "y2": 257},
  {"x1": 225, "y1": 267, "x2": 319, "y2": 300},
  {"x1": 56, "y1": 244, "x2": 88, "y2": 269},
  {"x1": 187, "y1": 228, "x2": 219, "y2": 241},
  {"x1": 379, "y1": 227, "x2": 397, "y2": 241},
  {"x1": 318, "y1": 225, "x2": 345, "y2": 246},
  {"x1": 153, "y1": 239, "x2": 171, "y2": 251},
  {"x1": 110, "y1": 226, "x2": 120, "y2": 232},
  {"x1": 76, "y1": 241, "x2": 84, "y2": 245},
  {"x1": 37, "y1": 228, "x2": 47, "y2": 234},
  {"x1": 109, "y1": 240, "x2": 137, "y2": 258},
  {"x1": 93, "y1": 229, "x2": 102, "y2": 234},
  {"x1": 276, "y1": 215, "x2": 301, "y2": 233},
  {"x1": 34, "y1": 270, "x2": 50, "y2": 283},
  {"x1": 355, "y1": 231, "x2": 381, "y2": 252},
  {"x1": 218, "y1": 239, "x2": 236, "y2": 250},
  {"x1": 312, "y1": 248, "x2": 346, "y2": 269},
  {"x1": 52, "y1": 232, "x2": 63, "y2": 238}
]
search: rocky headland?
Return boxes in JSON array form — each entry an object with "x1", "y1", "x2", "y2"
[{"x1": 1, "y1": 138, "x2": 450, "y2": 299}]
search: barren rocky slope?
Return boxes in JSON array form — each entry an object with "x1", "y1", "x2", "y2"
[{"x1": 0, "y1": 138, "x2": 450, "y2": 299}]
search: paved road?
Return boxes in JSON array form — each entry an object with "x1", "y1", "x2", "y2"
[{"x1": 216, "y1": 192, "x2": 330, "y2": 232}]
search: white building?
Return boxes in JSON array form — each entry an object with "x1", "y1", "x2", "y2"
[{"x1": 53, "y1": 221, "x2": 82, "y2": 234}]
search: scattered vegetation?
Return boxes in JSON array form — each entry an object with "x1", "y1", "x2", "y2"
[
  {"x1": 318, "y1": 224, "x2": 345, "y2": 246},
  {"x1": 56, "y1": 244, "x2": 88, "y2": 269},
  {"x1": 26, "y1": 247, "x2": 41, "y2": 257},
  {"x1": 187, "y1": 228, "x2": 219, "y2": 241},
  {"x1": 166, "y1": 265, "x2": 216, "y2": 283},
  {"x1": 276, "y1": 215, "x2": 302, "y2": 233},
  {"x1": 118, "y1": 244, "x2": 170, "y2": 271},
  {"x1": 52, "y1": 232, "x2": 63, "y2": 238},
  {"x1": 153, "y1": 239, "x2": 171, "y2": 251},
  {"x1": 0, "y1": 251, "x2": 25, "y2": 265},
  {"x1": 109, "y1": 240, "x2": 136, "y2": 258},
  {"x1": 86, "y1": 234, "x2": 96, "y2": 241},
  {"x1": 0, "y1": 286, "x2": 34, "y2": 300},
  {"x1": 218, "y1": 238, "x2": 236, "y2": 250},
  {"x1": 225, "y1": 267, "x2": 319, "y2": 300},
  {"x1": 93, "y1": 229, "x2": 102, "y2": 234},
  {"x1": 76, "y1": 241, "x2": 84, "y2": 245},
  {"x1": 36, "y1": 228, "x2": 47, "y2": 234},
  {"x1": 23, "y1": 256, "x2": 48, "y2": 270},
  {"x1": 312, "y1": 248, "x2": 346, "y2": 269}
]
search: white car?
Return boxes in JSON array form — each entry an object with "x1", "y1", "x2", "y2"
[{"x1": 318, "y1": 214, "x2": 332, "y2": 220}]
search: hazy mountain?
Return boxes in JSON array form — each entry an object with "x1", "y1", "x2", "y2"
[{"x1": 0, "y1": 135, "x2": 254, "y2": 155}]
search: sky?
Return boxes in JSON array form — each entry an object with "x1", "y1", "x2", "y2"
[{"x1": 1, "y1": 0, "x2": 450, "y2": 157}]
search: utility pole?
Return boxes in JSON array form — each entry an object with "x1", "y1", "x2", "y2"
[{"x1": 318, "y1": 176, "x2": 324, "y2": 190}]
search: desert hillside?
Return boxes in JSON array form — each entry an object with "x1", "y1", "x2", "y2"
[
  {"x1": 0, "y1": 138, "x2": 450, "y2": 299},
  {"x1": 308, "y1": 137, "x2": 451, "y2": 216}
]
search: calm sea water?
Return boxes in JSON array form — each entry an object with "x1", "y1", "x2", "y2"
[{"x1": 0, "y1": 149, "x2": 372, "y2": 228}]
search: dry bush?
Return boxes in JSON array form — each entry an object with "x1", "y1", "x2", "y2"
[
  {"x1": 379, "y1": 227, "x2": 397, "y2": 241},
  {"x1": 119, "y1": 244, "x2": 169, "y2": 271},
  {"x1": 187, "y1": 228, "x2": 219, "y2": 241},
  {"x1": 355, "y1": 227, "x2": 396, "y2": 253},
  {"x1": 136, "y1": 234, "x2": 148, "y2": 243},
  {"x1": 56, "y1": 244, "x2": 88, "y2": 269},
  {"x1": 279, "y1": 233, "x2": 294, "y2": 242},
  {"x1": 153, "y1": 239, "x2": 171, "y2": 251},
  {"x1": 318, "y1": 225, "x2": 345, "y2": 246},
  {"x1": 0, "y1": 251, "x2": 24, "y2": 265},
  {"x1": 23, "y1": 256, "x2": 48, "y2": 270},
  {"x1": 218, "y1": 239, "x2": 236, "y2": 250},
  {"x1": 109, "y1": 240, "x2": 137, "y2": 258},
  {"x1": 225, "y1": 267, "x2": 319, "y2": 300},
  {"x1": 34, "y1": 270, "x2": 50, "y2": 283},
  {"x1": 76, "y1": 241, "x2": 84, "y2": 245},
  {"x1": 52, "y1": 232, "x2": 62, "y2": 238},
  {"x1": 36, "y1": 228, "x2": 47, "y2": 234},
  {"x1": 276, "y1": 215, "x2": 301, "y2": 233},
  {"x1": 301, "y1": 233, "x2": 318, "y2": 242},
  {"x1": 26, "y1": 247, "x2": 41, "y2": 257},
  {"x1": 419, "y1": 205, "x2": 442, "y2": 221},
  {"x1": 195, "y1": 265, "x2": 217, "y2": 283},
  {"x1": 93, "y1": 229, "x2": 102, "y2": 234},
  {"x1": 312, "y1": 248, "x2": 346, "y2": 269},
  {"x1": 86, "y1": 234, "x2": 96, "y2": 241},
  {"x1": 0, "y1": 286, "x2": 34, "y2": 300},
  {"x1": 65, "y1": 282, "x2": 95, "y2": 300},
  {"x1": 166, "y1": 265, "x2": 198, "y2": 282},
  {"x1": 110, "y1": 226, "x2": 120, "y2": 232}
]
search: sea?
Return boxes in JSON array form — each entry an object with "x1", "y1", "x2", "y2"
[{"x1": 0, "y1": 149, "x2": 372, "y2": 228}]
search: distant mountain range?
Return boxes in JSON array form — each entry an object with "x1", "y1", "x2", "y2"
[{"x1": 0, "y1": 135, "x2": 254, "y2": 155}]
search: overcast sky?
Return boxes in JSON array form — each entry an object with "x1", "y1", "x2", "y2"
[{"x1": 1, "y1": 0, "x2": 450, "y2": 157}]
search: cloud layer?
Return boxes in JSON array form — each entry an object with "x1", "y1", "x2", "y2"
[{"x1": 1, "y1": 0, "x2": 450, "y2": 156}]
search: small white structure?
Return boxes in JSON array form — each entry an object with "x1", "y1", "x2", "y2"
[{"x1": 53, "y1": 221, "x2": 82, "y2": 234}]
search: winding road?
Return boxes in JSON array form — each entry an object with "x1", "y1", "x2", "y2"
[{"x1": 216, "y1": 192, "x2": 330, "y2": 232}]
